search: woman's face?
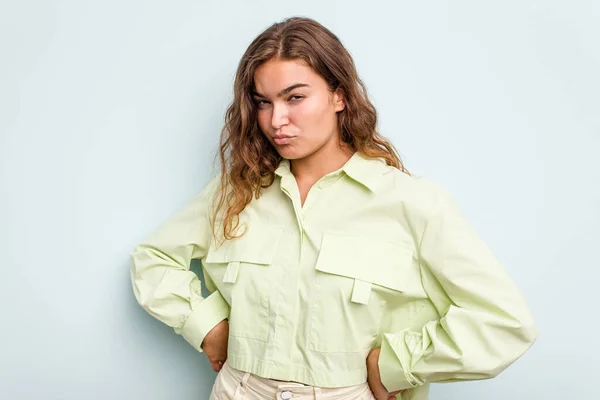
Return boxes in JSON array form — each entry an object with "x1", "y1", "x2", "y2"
[{"x1": 253, "y1": 58, "x2": 345, "y2": 160}]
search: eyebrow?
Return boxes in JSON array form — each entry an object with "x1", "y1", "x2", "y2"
[{"x1": 252, "y1": 83, "x2": 310, "y2": 99}]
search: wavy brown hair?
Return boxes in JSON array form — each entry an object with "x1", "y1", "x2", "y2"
[{"x1": 212, "y1": 16, "x2": 410, "y2": 241}]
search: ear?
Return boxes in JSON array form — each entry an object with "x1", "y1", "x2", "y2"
[{"x1": 333, "y1": 87, "x2": 345, "y2": 112}]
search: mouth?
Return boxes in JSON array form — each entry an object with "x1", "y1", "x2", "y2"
[{"x1": 273, "y1": 135, "x2": 295, "y2": 145}]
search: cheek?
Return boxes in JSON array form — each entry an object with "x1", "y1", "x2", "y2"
[
  {"x1": 291, "y1": 99, "x2": 332, "y2": 129},
  {"x1": 257, "y1": 110, "x2": 271, "y2": 133},
  {"x1": 290, "y1": 101, "x2": 318, "y2": 126}
]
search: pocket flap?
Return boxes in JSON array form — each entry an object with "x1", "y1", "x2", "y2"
[
  {"x1": 315, "y1": 232, "x2": 414, "y2": 292},
  {"x1": 204, "y1": 223, "x2": 284, "y2": 265}
]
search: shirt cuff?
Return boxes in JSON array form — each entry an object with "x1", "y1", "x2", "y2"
[
  {"x1": 378, "y1": 332, "x2": 423, "y2": 392},
  {"x1": 180, "y1": 290, "x2": 230, "y2": 353}
]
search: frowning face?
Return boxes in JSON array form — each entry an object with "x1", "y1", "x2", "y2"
[{"x1": 253, "y1": 58, "x2": 345, "y2": 161}]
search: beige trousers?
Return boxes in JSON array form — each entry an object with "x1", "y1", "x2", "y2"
[{"x1": 210, "y1": 360, "x2": 376, "y2": 400}]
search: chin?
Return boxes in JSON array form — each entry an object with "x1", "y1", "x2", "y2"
[{"x1": 274, "y1": 146, "x2": 308, "y2": 160}]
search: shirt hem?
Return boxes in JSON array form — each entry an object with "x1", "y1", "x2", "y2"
[{"x1": 227, "y1": 352, "x2": 368, "y2": 388}]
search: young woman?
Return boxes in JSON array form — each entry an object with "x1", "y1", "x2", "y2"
[{"x1": 130, "y1": 17, "x2": 537, "y2": 400}]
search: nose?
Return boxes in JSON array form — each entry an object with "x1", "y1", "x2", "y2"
[{"x1": 271, "y1": 103, "x2": 289, "y2": 130}]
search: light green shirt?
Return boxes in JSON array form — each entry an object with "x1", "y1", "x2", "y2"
[{"x1": 130, "y1": 151, "x2": 536, "y2": 399}]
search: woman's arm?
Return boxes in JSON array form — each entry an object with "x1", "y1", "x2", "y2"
[
  {"x1": 129, "y1": 176, "x2": 230, "y2": 353},
  {"x1": 378, "y1": 188, "x2": 537, "y2": 392}
]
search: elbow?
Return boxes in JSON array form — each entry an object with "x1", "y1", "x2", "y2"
[
  {"x1": 129, "y1": 248, "x2": 149, "y2": 307},
  {"x1": 461, "y1": 310, "x2": 538, "y2": 381},
  {"x1": 521, "y1": 319, "x2": 538, "y2": 347},
  {"x1": 129, "y1": 244, "x2": 157, "y2": 281},
  {"x1": 515, "y1": 317, "x2": 538, "y2": 359},
  {"x1": 485, "y1": 318, "x2": 538, "y2": 379},
  {"x1": 128, "y1": 245, "x2": 174, "y2": 312},
  {"x1": 512, "y1": 308, "x2": 538, "y2": 351},
  {"x1": 500, "y1": 304, "x2": 538, "y2": 359},
  {"x1": 130, "y1": 277, "x2": 155, "y2": 313},
  {"x1": 129, "y1": 248, "x2": 142, "y2": 283}
]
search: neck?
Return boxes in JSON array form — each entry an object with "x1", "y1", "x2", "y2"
[{"x1": 290, "y1": 140, "x2": 354, "y2": 184}]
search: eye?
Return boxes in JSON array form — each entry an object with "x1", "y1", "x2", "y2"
[
  {"x1": 255, "y1": 99, "x2": 270, "y2": 108},
  {"x1": 288, "y1": 94, "x2": 304, "y2": 102}
]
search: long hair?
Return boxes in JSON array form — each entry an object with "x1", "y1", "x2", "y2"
[{"x1": 212, "y1": 17, "x2": 410, "y2": 241}]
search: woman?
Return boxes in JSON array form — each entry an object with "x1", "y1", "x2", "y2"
[{"x1": 130, "y1": 17, "x2": 537, "y2": 400}]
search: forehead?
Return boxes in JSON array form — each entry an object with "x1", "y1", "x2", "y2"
[{"x1": 253, "y1": 58, "x2": 325, "y2": 93}]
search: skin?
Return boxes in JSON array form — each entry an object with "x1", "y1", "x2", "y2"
[
  {"x1": 368, "y1": 348, "x2": 405, "y2": 400},
  {"x1": 253, "y1": 58, "x2": 352, "y2": 204},
  {"x1": 201, "y1": 319, "x2": 229, "y2": 373},
  {"x1": 201, "y1": 58, "x2": 403, "y2": 399}
]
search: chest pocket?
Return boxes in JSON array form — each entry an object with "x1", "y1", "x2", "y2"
[
  {"x1": 309, "y1": 232, "x2": 417, "y2": 353},
  {"x1": 204, "y1": 222, "x2": 284, "y2": 341}
]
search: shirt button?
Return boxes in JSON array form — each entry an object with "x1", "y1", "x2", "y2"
[{"x1": 281, "y1": 391, "x2": 293, "y2": 400}]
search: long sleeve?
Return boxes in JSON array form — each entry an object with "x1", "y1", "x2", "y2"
[
  {"x1": 378, "y1": 189, "x2": 537, "y2": 392},
  {"x1": 130, "y1": 176, "x2": 229, "y2": 353}
]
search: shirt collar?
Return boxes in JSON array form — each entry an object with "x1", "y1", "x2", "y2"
[{"x1": 274, "y1": 151, "x2": 389, "y2": 192}]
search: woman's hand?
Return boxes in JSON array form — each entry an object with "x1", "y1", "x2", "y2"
[
  {"x1": 367, "y1": 348, "x2": 404, "y2": 400},
  {"x1": 201, "y1": 319, "x2": 229, "y2": 372}
]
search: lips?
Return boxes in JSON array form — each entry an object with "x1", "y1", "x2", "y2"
[{"x1": 273, "y1": 135, "x2": 295, "y2": 145}]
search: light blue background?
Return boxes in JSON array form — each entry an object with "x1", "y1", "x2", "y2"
[{"x1": 1, "y1": 1, "x2": 598, "y2": 399}]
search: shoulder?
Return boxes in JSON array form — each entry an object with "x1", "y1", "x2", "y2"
[
  {"x1": 377, "y1": 166, "x2": 454, "y2": 218},
  {"x1": 203, "y1": 174, "x2": 223, "y2": 194},
  {"x1": 181, "y1": 174, "x2": 223, "y2": 213}
]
